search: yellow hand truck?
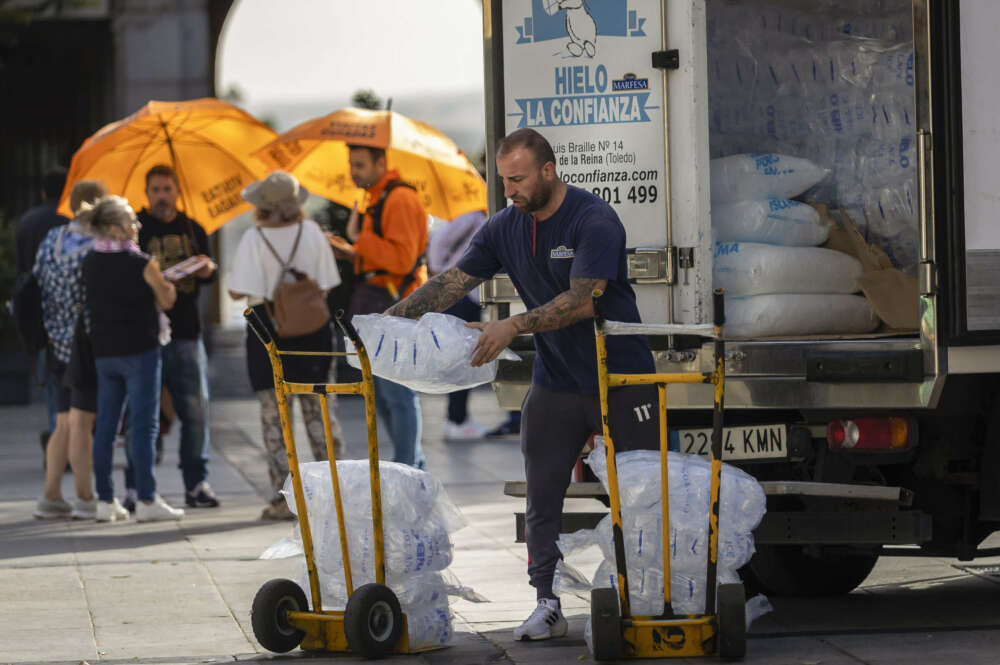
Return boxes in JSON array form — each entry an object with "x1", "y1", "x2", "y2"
[
  {"x1": 589, "y1": 289, "x2": 746, "y2": 661},
  {"x1": 244, "y1": 309, "x2": 426, "y2": 658}
]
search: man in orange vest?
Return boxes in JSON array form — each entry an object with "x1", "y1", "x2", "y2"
[{"x1": 328, "y1": 145, "x2": 428, "y2": 468}]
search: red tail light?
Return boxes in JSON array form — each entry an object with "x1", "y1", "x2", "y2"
[{"x1": 827, "y1": 417, "x2": 913, "y2": 451}]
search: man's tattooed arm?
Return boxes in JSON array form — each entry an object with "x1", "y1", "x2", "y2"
[
  {"x1": 466, "y1": 276, "x2": 609, "y2": 366},
  {"x1": 383, "y1": 267, "x2": 485, "y2": 319},
  {"x1": 511, "y1": 277, "x2": 607, "y2": 333}
]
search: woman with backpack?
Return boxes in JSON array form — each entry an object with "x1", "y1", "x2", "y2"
[
  {"x1": 32, "y1": 180, "x2": 107, "y2": 520},
  {"x1": 227, "y1": 171, "x2": 344, "y2": 520}
]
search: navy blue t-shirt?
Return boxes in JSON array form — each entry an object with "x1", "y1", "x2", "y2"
[{"x1": 458, "y1": 185, "x2": 653, "y2": 394}]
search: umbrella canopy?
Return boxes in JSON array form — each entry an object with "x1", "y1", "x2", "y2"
[
  {"x1": 58, "y1": 98, "x2": 277, "y2": 233},
  {"x1": 254, "y1": 108, "x2": 486, "y2": 221}
]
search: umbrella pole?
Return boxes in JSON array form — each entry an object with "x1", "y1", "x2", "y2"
[{"x1": 160, "y1": 117, "x2": 192, "y2": 214}]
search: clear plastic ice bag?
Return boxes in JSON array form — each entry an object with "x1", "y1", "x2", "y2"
[
  {"x1": 713, "y1": 242, "x2": 863, "y2": 297},
  {"x1": 710, "y1": 153, "x2": 829, "y2": 203},
  {"x1": 584, "y1": 443, "x2": 767, "y2": 535},
  {"x1": 557, "y1": 515, "x2": 756, "y2": 575},
  {"x1": 283, "y1": 460, "x2": 465, "y2": 531},
  {"x1": 345, "y1": 313, "x2": 520, "y2": 393},
  {"x1": 589, "y1": 558, "x2": 742, "y2": 617},
  {"x1": 712, "y1": 200, "x2": 829, "y2": 247},
  {"x1": 291, "y1": 563, "x2": 457, "y2": 650},
  {"x1": 274, "y1": 461, "x2": 466, "y2": 578},
  {"x1": 725, "y1": 293, "x2": 880, "y2": 338}
]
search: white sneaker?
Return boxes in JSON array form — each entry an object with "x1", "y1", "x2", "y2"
[
  {"x1": 71, "y1": 498, "x2": 97, "y2": 520},
  {"x1": 513, "y1": 598, "x2": 567, "y2": 641},
  {"x1": 135, "y1": 494, "x2": 184, "y2": 522},
  {"x1": 96, "y1": 498, "x2": 130, "y2": 523},
  {"x1": 33, "y1": 497, "x2": 72, "y2": 519},
  {"x1": 443, "y1": 420, "x2": 490, "y2": 441}
]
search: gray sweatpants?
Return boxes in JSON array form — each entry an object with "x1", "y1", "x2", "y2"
[{"x1": 521, "y1": 382, "x2": 660, "y2": 600}]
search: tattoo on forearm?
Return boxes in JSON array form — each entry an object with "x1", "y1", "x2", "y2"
[
  {"x1": 512, "y1": 277, "x2": 606, "y2": 333},
  {"x1": 384, "y1": 267, "x2": 485, "y2": 319}
]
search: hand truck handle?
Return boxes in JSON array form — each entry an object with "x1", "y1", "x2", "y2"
[
  {"x1": 713, "y1": 288, "x2": 725, "y2": 327},
  {"x1": 591, "y1": 289, "x2": 606, "y2": 327},
  {"x1": 243, "y1": 307, "x2": 273, "y2": 346},
  {"x1": 334, "y1": 309, "x2": 364, "y2": 348}
]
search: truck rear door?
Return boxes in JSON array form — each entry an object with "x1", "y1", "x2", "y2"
[
  {"x1": 936, "y1": 0, "x2": 1000, "y2": 372},
  {"x1": 483, "y1": 0, "x2": 712, "y2": 325}
]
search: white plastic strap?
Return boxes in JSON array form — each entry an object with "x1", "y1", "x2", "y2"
[{"x1": 601, "y1": 320, "x2": 719, "y2": 338}]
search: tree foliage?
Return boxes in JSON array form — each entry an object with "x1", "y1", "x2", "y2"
[{"x1": 351, "y1": 89, "x2": 382, "y2": 110}]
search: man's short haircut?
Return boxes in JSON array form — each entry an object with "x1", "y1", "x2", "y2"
[
  {"x1": 497, "y1": 128, "x2": 556, "y2": 167},
  {"x1": 145, "y1": 163, "x2": 180, "y2": 187},
  {"x1": 42, "y1": 167, "x2": 68, "y2": 201},
  {"x1": 69, "y1": 180, "x2": 109, "y2": 214},
  {"x1": 347, "y1": 144, "x2": 386, "y2": 165}
]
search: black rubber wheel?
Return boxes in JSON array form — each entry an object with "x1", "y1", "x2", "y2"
[
  {"x1": 746, "y1": 545, "x2": 880, "y2": 597},
  {"x1": 717, "y1": 583, "x2": 746, "y2": 660},
  {"x1": 344, "y1": 583, "x2": 403, "y2": 659},
  {"x1": 251, "y1": 578, "x2": 307, "y2": 653},
  {"x1": 590, "y1": 587, "x2": 623, "y2": 662}
]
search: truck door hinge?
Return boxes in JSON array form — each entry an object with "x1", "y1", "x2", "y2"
[
  {"x1": 651, "y1": 49, "x2": 679, "y2": 70},
  {"x1": 918, "y1": 261, "x2": 937, "y2": 296}
]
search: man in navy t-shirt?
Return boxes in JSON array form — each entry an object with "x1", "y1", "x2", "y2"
[{"x1": 386, "y1": 128, "x2": 657, "y2": 641}]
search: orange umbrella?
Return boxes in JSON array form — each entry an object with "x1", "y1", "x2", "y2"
[
  {"x1": 58, "y1": 98, "x2": 277, "y2": 233},
  {"x1": 254, "y1": 108, "x2": 486, "y2": 220}
]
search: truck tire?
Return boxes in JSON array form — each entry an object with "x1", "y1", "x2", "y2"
[{"x1": 744, "y1": 545, "x2": 880, "y2": 597}]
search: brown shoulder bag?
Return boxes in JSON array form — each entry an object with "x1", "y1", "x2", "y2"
[{"x1": 257, "y1": 224, "x2": 330, "y2": 338}]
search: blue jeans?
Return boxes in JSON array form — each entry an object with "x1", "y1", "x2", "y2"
[
  {"x1": 38, "y1": 350, "x2": 58, "y2": 432},
  {"x1": 373, "y1": 377, "x2": 424, "y2": 469},
  {"x1": 94, "y1": 348, "x2": 161, "y2": 502},
  {"x1": 162, "y1": 338, "x2": 211, "y2": 491}
]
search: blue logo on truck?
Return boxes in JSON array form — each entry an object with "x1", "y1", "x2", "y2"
[
  {"x1": 612, "y1": 73, "x2": 649, "y2": 91},
  {"x1": 514, "y1": 0, "x2": 648, "y2": 56}
]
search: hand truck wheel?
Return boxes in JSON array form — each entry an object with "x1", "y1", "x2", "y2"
[
  {"x1": 717, "y1": 582, "x2": 747, "y2": 660},
  {"x1": 345, "y1": 583, "x2": 403, "y2": 658},
  {"x1": 251, "y1": 578, "x2": 307, "y2": 653},
  {"x1": 590, "y1": 587, "x2": 623, "y2": 662}
]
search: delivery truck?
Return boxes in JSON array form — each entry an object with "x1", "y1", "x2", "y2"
[{"x1": 484, "y1": 0, "x2": 1000, "y2": 596}]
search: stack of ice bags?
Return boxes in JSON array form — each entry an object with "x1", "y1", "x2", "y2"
[
  {"x1": 345, "y1": 313, "x2": 520, "y2": 394},
  {"x1": 553, "y1": 442, "x2": 769, "y2": 647},
  {"x1": 261, "y1": 460, "x2": 485, "y2": 649},
  {"x1": 706, "y1": 0, "x2": 918, "y2": 271},
  {"x1": 711, "y1": 153, "x2": 879, "y2": 338}
]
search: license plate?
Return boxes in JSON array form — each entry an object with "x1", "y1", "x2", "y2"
[{"x1": 668, "y1": 424, "x2": 788, "y2": 461}]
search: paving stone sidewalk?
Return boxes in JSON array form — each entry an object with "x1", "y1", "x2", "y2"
[{"x1": 2, "y1": 331, "x2": 1000, "y2": 664}]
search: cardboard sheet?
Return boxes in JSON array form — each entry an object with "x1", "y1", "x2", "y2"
[{"x1": 815, "y1": 205, "x2": 920, "y2": 332}]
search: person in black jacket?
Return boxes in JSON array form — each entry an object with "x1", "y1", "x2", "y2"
[
  {"x1": 16, "y1": 167, "x2": 69, "y2": 451},
  {"x1": 16, "y1": 167, "x2": 68, "y2": 275},
  {"x1": 137, "y1": 164, "x2": 220, "y2": 509}
]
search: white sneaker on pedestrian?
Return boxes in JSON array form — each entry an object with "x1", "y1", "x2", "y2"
[
  {"x1": 135, "y1": 494, "x2": 184, "y2": 522},
  {"x1": 443, "y1": 420, "x2": 490, "y2": 441},
  {"x1": 71, "y1": 498, "x2": 97, "y2": 520},
  {"x1": 96, "y1": 498, "x2": 130, "y2": 523},
  {"x1": 513, "y1": 598, "x2": 567, "y2": 641},
  {"x1": 33, "y1": 497, "x2": 72, "y2": 519}
]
